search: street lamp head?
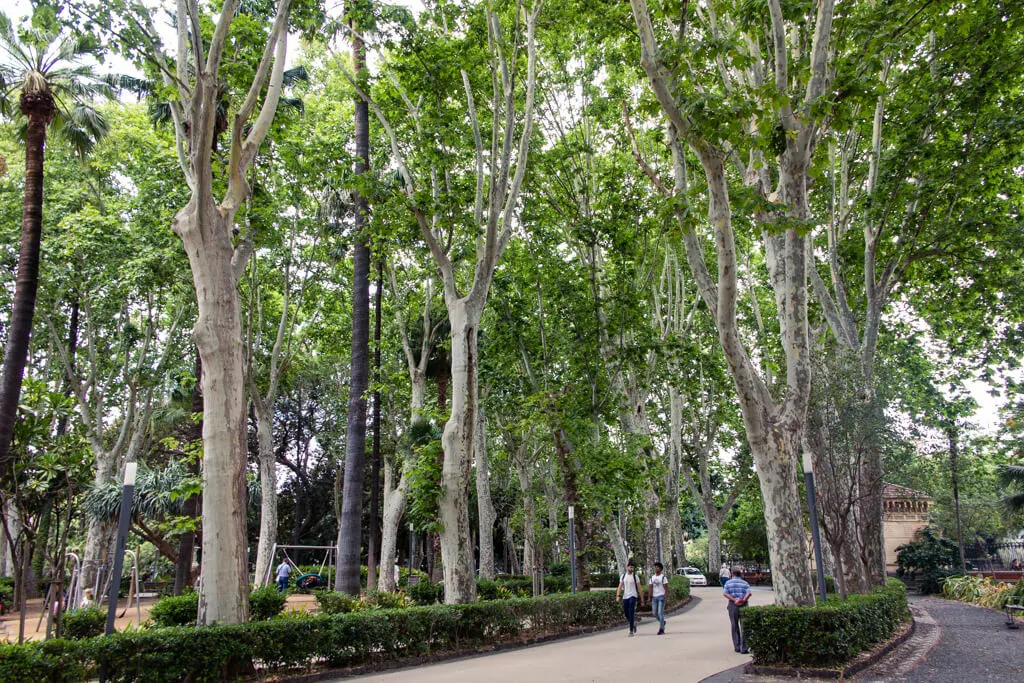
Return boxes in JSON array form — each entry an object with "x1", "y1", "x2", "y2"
[
  {"x1": 655, "y1": 518, "x2": 660, "y2": 529},
  {"x1": 568, "y1": 505, "x2": 575, "y2": 520},
  {"x1": 802, "y1": 451, "x2": 813, "y2": 475},
  {"x1": 123, "y1": 462, "x2": 138, "y2": 486}
]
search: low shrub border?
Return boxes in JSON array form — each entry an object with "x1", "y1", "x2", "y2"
[
  {"x1": 0, "y1": 589, "x2": 686, "y2": 682},
  {"x1": 742, "y1": 578, "x2": 910, "y2": 669}
]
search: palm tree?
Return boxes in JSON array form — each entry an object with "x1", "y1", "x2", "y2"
[
  {"x1": 0, "y1": 12, "x2": 115, "y2": 477},
  {"x1": 1001, "y1": 465, "x2": 1024, "y2": 512}
]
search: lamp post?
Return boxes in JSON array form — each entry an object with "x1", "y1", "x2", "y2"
[
  {"x1": 568, "y1": 505, "x2": 577, "y2": 594},
  {"x1": 803, "y1": 451, "x2": 827, "y2": 602},
  {"x1": 100, "y1": 462, "x2": 136, "y2": 683},
  {"x1": 105, "y1": 462, "x2": 136, "y2": 636},
  {"x1": 408, "y1": 522, "x2": 415, "y2": 578},
  {"x1": 654, "y1": 518, "x2": 662, "y2": 565}
]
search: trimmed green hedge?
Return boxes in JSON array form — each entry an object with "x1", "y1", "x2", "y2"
[
  {"x1": 0, "y1": 592, "x2": 622, "y2": 682},
  {"x1": 743, "y1": 578, "x2": 909, "y2": 668}
]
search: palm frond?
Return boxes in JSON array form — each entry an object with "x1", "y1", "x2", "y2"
[
  {"x1": 278, "y1": 97, "x2": 304, "y2": 114},
  {"x1": 282, "y1": 65, "x2": 308, "y2": 87},
  {"x1": 1000, "y1": 464, "x2": 1024, "y2": 486}
]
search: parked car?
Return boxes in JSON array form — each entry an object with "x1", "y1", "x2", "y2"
[{"x1": 675, "y1": 566, "x2": 708, "y2": 586}]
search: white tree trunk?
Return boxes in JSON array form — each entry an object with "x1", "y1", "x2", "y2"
[
  {"x1": 252, "y1": 399, "x2": 277, "y2": 587},
  {"x1": 438, "y1": 302, "x2": 479, "y2": 603},
  {"x1": 475, "y1": 408, "x2": 496, "y2": 580},
  {"x1": 377, "y1": 462, "x2": 407, "y2": 592},
  {"x1": 515, "y1": 456, "x2": 537, "y2": 594},
  {"x1": 607, "y1": 516, "x2": 629, "y2": 574},
  {"x1": 176, "y1": 201, "x2": 250, "y2": 625},
  {"x1": 82, "y1": 452, "x2": 117, "y2": 590}
]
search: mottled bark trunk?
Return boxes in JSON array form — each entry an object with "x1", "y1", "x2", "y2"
[
  {"x1": 82, "y1": 452, "x2": 117, "y2": 591},
  {"x1": 367, "y1": 262, "x2": 383, "y2": 590},
  {"x1": 475, "y1": 408, "x2": 496, "y2": 580},
  {"x1": 607, "y1": 516, "x2": 629, "y2": 574},
  {"x1": 707, "y1": 516, "x2": 723, "y2": 575},
  {"x1": 253, "y1": 398, "x2": 277, "y2": 587},
  {"x1": 376, "y1": 463, "x2": 407, "y2": 592},
  {"x1": 438, "y1": 303, "x2": 478, "y2": 603},
  {"x1": 335, "y1": 15, "x2": 372, "y2": 596},
  {"x1": 175, "y1": 199, "x2": 250, "y2": 625},
  {"x1": 0, "y1": 100, "x2": 52, "y2": 476}
]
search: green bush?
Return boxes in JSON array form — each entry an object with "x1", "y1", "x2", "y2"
[
  {"x1": 248, "y1": 586, "x2": 287, "y2": 621},
  {"x1": 0, "y1": 591, "x2": 621, "y2": 682},
  {"x1": 407, "y1": 580, "x2": 443, "y2": 605},
  {"x1": 0, "y1": 577, "x2": 14, "y2": 612},
  {"x1": 543, "y1": 575, "x2": 569, "y2": 594},
  {"x1": 362, "y1": 591, "x2": 413, "y2": 610},
  {"x1": 315, "y1": 590, "x2": 360, "y2": 614},
  {"x1": 743, "y1": 579, "x2": 909, "y2": 668},
  {"x1": 149, "y1": 591, "x2": 199, "y2": 627},
  {"x1": 896, "y1": 527, "x2": 959, "y2": 594},
  {"x1": 590, "y1": 572, "x2": 620, "y2": 588},
  {"x1": 62, "y1": 608, "x2": 105, "y2": 640},
  {"x1": 668, "y1": 575, "x2": 690, "y2": 602}
]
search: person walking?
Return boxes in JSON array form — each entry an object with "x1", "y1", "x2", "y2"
[
  {"x1": 275, "y1": 560, "x2": 292, "y2": 594},
  {"x1": 616, "y1": 561, "x2": 645, "y2": 636},
  {"x1": 722, "y1": 566, "x2": 752, "y2": 654},
  {"x1": 648, "y1": 561, "x2": 670, "y2": 635},
  {"x1": 719, "y1": 562, "x2": 731, "y2": 586}
]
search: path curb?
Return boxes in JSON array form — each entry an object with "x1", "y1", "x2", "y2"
[{"x1": 271, "y1": 595, "x2": 694, "y2": 682}]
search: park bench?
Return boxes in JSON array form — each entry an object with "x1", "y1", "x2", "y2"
[{"x1": 1004, "y1": 595, "x2": 1024, "y2": 629}]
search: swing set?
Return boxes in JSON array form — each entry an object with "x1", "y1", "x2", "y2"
[{"x1": 261, "y1": 544, "x2": 336, "y2": 590}]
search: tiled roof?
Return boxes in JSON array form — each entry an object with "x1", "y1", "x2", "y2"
[{"x1": 883, "y1": 482, "x2": 931, "y2": 500}]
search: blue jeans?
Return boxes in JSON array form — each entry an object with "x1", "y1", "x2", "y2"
[
  {"x1": 276, "y1": 576, "x2": 289, "y2": 593},
  {"x1": 652, "y1": 595, "x2": 666, "y2": 631},
  {"x1": 622, "y1": 596, "x2": 637, "y2": 632}
]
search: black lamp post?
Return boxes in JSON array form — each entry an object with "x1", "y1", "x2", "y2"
[{"x1": 803, "y1": 451, "x2": 828, "y2": 602}]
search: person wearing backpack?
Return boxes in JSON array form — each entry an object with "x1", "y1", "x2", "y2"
[
  {"x1": 615, "y1": 560, "x2": 645, "y2": 636},
  {"x1": 647, "y1": 562, "x2": 670, "y2": 635}
]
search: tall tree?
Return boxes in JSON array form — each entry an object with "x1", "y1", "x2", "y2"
[
  {"x1": 335, "y1": 0, "x2": 372, "y2": 597},
  {"x1": 0, "y1": 10, "x2": 114, "y2": 480}
]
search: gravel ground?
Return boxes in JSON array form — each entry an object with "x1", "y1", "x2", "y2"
[{"x1": 856, "y1": 596, "x2": 1024, "y2": 682}]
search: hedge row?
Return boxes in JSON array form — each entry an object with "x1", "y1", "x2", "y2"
[
  {"x1": 743, "y1": 578, "x2": 909, "y2": 668},
  {"x1": 0, "y1": 592, "x2": 622, "y2": 682}
]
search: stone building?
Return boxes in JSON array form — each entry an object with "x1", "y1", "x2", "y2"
[{"x1": 883, "y1": 483, "x2": 932, "y2": 574}]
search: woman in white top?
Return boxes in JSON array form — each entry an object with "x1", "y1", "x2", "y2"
[{"x1": 615, "y1": 561, "x2": 645, "y2": 636}]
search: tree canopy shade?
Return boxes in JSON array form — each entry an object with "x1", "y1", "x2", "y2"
[{"x1": 2, "y1": 0, "x2": 1024, "y2": 631}]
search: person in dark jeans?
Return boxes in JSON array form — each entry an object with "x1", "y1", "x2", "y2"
[
  {"x1": 616, "y1": 561, "x2": 645, "y2": 636},
  {"x1": 723, "y1": 566, "x2": 752, "y2": 653}
]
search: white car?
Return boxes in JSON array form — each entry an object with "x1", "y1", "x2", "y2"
[{"x1": 677, "y1": 567, "x2": 708, "y2": 586}]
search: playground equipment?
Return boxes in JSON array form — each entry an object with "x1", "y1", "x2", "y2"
[{"x1": 261, "y1": 544, "x2": 336, "y2": 590}]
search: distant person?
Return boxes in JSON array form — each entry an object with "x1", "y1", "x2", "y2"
[
  {"x1": 80, "y1": 588, "x2": 95, "y2": 609},
  {"x1": 647, "y1": 562, "x2": 670, "y2": 635},
  {"x1": 615, "y1": 561, "x2": 645, "y2": 636},
  {"x1": 275, "y1": 561, "x2": 292, "y2": 594},
  {"x1": 723, "y1": 566, "x2": 752, "y2": 654},
  {"x1": 394, "y1": 559, "x2": 401, "y2": 588},
  {"x1": 719, "y1": 563, "x2": 731, "y2": 586}
]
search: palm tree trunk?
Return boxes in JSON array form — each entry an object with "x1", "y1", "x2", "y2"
[
  {"x1": 0, "y1": 104, "x2": 52, "y2": 476},
  {"x1": 335, "y1": 9, "x2": 371, "y2": 596}
]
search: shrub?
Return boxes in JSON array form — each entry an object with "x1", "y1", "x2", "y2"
[
  {"x1": 743, "y1": 579, "x2": 909, "y2": 668},
  {"x1": 942, "y1": 574, "x2": 1015, "y2": 609},
  {"x1": 149, "y1": 591, "x2": 199, "y2": 627},
  {"x1": 407, "y1": 580, "x2": 443, "y2": 605},
  {"x1": 496, "y1": 575, "x2": 532, "y2": 596},
  {"x1": 62, "y1": 608, "x2": 105, "y2": 640},
  {"x1": 315, "y1": 590, "x2": 360, "y2": 614},
  {"x1": 590, "y1": 572, "x2": 620, "y2": 588},
  {"x1": 248, "y1": 586, "x2": 287, "y2": 621},
  {"x1": 896, "y1": 527, "x2": 959, "y2": 594},
  {"x1": 0, "y1": 591, "x2": 622, "y2": 682},
  {"x1": 668, "y1": 575, "x2": 690, "y2": 602},
  {"x1": 361, "y1": 591, "x2": 413, "y2": 610},
  {"x1": 0, "y1": 577, "x2": 14, "y2": 612},
  {"x1": 543, "y1": 575, "x2": 569, "y2": 594}
]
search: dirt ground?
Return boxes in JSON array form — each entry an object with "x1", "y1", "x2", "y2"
[{"x1": 0, "y1": 591, "x2": 319, "y2": 643}]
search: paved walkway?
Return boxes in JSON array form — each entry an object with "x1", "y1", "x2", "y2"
[{"x1": 337, "y1": 586, "x2": 773, "y2": 683}]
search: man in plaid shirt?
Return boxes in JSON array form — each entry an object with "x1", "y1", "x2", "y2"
[{"x1": 722, "y1": 567, "x2": 752, "y2": 654}]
